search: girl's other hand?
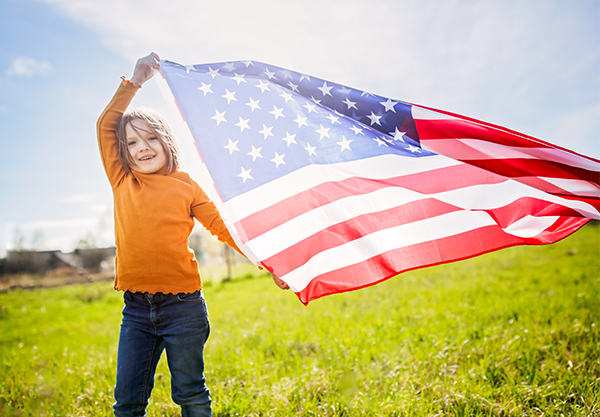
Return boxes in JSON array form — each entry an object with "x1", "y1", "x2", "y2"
[
  {"x1": 271, "y1": 273, "x2": 290, "y2": 290},
  {"x1": 130, "y1": 52, "x2": 161, "y2": 86}
]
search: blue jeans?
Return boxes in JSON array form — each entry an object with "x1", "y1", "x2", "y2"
[{"x1": 114, "y1": 291, "x2": 212, "y2": 417}]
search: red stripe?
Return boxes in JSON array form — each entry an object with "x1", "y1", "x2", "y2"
[
  {"x1": 459, "y1": 158, "x2": 599, "y2": 185},
  {"x1": 416, "y1": 118, "x2": 554, "y2": 149},
  {"x1": 194, "y1": 142, "x2": 204, "y2": 163},
  {"x1": 266, "y1": 197, "x2": 585, "y2": 278},
  {"x1": 415, "y1": 119, "x2": 598, "y2": 183},
  {"x1": 482, "y1": 197, "x2": 586, "y2": 228},
  {"x1": 234, "y1": 163, "x2": 506, "y2": 242},
  {"x1": 555, "y1": 194, "x2": 600, "y2": 211},
  {"x1": 174, "y1": 99, "x2": 186, "y2": 122},
  {"x1": 411, "y1": 104, "x2": 600, "y2": 164},
  {"x1": 266, "y1": 199, "x2": 462, "y2": 277},
  {"x1": 295, "y1": 217, "x2": 588, "y2": 304}
]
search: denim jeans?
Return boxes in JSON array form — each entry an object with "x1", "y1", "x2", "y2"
[{"x1": 113, "y1": 291, "x2": 211, "y2": 417}]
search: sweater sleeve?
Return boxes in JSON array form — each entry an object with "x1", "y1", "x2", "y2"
[
  {"x1": 96, "y1": 80, "x2": 141, "y2": 188},
  {"x1": 190, "y1": 181, "x2": 245, "y2": 257}
]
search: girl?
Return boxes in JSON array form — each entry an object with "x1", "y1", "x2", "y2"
[{"x1": 97, "y1": 53, "x2": 287, "y2": 417}]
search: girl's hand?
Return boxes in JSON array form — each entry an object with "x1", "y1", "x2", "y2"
[
  {"x1": 271, "y1": 273, "x2": 290, "y2": 290},
  {"x1": 130, "y1": 52, "x2": 161, "y2": 86}
]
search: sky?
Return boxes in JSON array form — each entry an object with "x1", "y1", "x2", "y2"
[{"x1": 1, "y1": 0, "x2": 598, "y2": 257}]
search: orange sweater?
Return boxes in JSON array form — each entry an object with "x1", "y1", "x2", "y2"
[{"x1": 97, "y1": 80, "x2": 241, "y2": 294}]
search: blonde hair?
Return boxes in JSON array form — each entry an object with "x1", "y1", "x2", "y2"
[{"x1": 116, "y1": 108, "x2": 181, "y2": 174}]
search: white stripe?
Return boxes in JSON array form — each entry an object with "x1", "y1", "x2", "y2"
[
  {"x1": 537, "y1": 177, "x2": 600, "y2": 198},
  {"x1": 221, "y1": 153, "x2": 460, "y2": 221},
  {"x1": 502, "y1": 215, "x2": 560, "y2": 238},
  {"x1": 243, "y1": 176, "x2": 600, "y2": 260},
  {"x1": 439, "y1": 180, "x2": 598, "y2": 217},
  {"x1": 411, "y1": 106, "x2": 457, "y2": 120},
  {"x1": 421, "y1": 138, "x2": 600, "y2": 172},
  {"x1": 283, "y1": 210, "x2": 498, "y2": 292}
]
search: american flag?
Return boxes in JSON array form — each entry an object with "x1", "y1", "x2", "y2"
[{"x1": 157, "y1": 60, "x2": 600, "y2": 305}]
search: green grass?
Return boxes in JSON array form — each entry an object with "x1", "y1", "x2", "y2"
[{"x1": 0, "y1": 224, "x2": 598, "y2": 416}]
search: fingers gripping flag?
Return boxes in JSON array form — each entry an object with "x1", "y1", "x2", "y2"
[{"x1": 156, "y1": 60, "x2": 600, "y2": 305}]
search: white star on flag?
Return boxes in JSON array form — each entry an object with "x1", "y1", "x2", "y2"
[
  {"x1": 270, "y1": 106, "x2": 285, "y2": 119},
  {"x1": 390, "y1": 127, "x2": 406, "y2": 142},
  {"x1": 287, "y1": 81, "x2": 299, "y2": 92},
  {"x1": 198, "y1": 82, "x2": 213, "y2": 96},
  {"x1": 343, "y1": 98, "x2": 357, "y2": 110},
  {"x1": 282, "y1": 132, "x2": 297, "y2": 146},
  {"x1": 224, "y1": 138, "x2": 239, "y2": 154},
  {"x1": 248, "y1": 145, "x2": 262, "y2": 161},
  {"x1": 271, "y1": 152, "x2": 286, "y2": 167},
  {"x1": 232, "y1": 73, "x2": 247, "y2": 85},
  {"x1": 326, "y1": 114, "x2": 341, "y2": 124},
  {"x1": 246, "y1": 97, "x2": 261, "y2": 112},
  {"x1": 222, "y1": 89, "x2": 237, "y2": 104},
  {"x1": 317, "y1": 82, "x2": 333, "y2": 96},
  {"x1": 280, "y1": 91, "x2": 294, "y2": 102},
  {"x1": 380, "y1": 98, "x2": 398, "y2": 112},
  {"x1": 337, "y1": 136, "x2": 352, "y2": 152},
  {"x1": 304, "y1": 143, "x2": 317, "y2": 156},
  {"x1": 293, "y1": 115, "x2": 308, "y2": 127},
  {"x1": 315, "y1": 125, "x2": 330, "y2": 140},
  {"x1": 235, "y1": 117, "x2": 250, "y2": 132},
  {"x1": 259, "y1": 124, "x2": 274, "y2": 139},
  {"x1": 303, "y1": 102, "x2": 317, "y2": 113},
  {"x1": 366, "y1": 111, "x2": 382, "y2": 126},
  {"x1": 206, "y1": 67, "x2": 219, "y2": 78},
  {"x1": 263, "y1": 69, "x2": 276, "y2": 79},
  {"x1": 256, "y1": 80, "x2": 270, "y2": 93},
  {"x1": 237, "y1": 167, "x2": 252, "y2": 182},
  {"x1": 350, "y1": 125, "x2": 364, "y2": 135},
  {"x1": 211, "y1": 109, "x2": 226, "y2": 125}
]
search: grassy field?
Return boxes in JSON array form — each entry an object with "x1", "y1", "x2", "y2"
[{"x1": 0, "y1": 224, "x2": 598, "y2": 416}]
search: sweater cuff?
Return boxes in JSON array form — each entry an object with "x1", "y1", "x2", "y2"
[{"x1": 121, "y1": 77, "x2": 143, "y2": 89}]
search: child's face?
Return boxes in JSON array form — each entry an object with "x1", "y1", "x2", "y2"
[{"x1": 125, "y1": 118, "x2": 168, "y2": 174}]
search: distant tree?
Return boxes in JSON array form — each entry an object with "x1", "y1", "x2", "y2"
[
  {"x1": 76, "y1": 232, "x2": 97, "y2": 250},
  {"x1": 12, "y1": 227, "x2": 26, "y2": 251}
]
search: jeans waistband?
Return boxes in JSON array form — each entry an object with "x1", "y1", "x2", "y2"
[{"x1": 125, "y1": 290, "x2": 204, "y2": 301}]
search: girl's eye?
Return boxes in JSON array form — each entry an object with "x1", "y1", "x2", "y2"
[
  {"x1": 149, "y1": 136, "x2": 158, "y2": 141},
  {"x1": 127, "y1": 141, "x2": 136, "y2": 146}
]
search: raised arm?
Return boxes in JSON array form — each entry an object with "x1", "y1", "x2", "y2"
[{"x1": 96, "y1": 53, "x2": 160, "y2": 187}]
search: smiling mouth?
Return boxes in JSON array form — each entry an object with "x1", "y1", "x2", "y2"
[{"x1": 139, "y1": 155, "x2": 155, "y2": 162}]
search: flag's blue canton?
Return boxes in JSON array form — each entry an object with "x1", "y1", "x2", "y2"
[{"x1": 161, "y1": 60, "x2": 435, "y2": 202}]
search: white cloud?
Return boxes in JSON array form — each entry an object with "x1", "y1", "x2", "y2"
[{"x1": 6, "y1": 57, "x2": 53, "y2": 77}]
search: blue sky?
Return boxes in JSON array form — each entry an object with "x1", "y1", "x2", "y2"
[{"x1": 1, "y1": 0, "x2": 598, "y2": 256}]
